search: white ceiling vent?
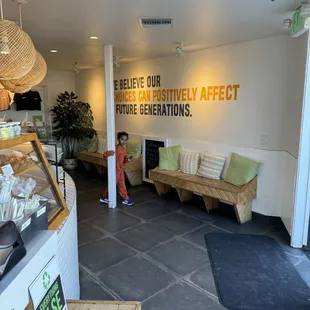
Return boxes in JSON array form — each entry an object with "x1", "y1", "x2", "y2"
[{"x1": 139, "y1": 17, "x2": 173, "y2": 29}]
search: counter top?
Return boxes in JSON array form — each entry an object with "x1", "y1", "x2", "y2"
[{"x1": 0, "y1": 231, "x2": 58, "y2": 310}]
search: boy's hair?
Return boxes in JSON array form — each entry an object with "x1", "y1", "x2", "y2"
[{"x1": 117, "y1": 131, "x2": 129, "y2": 140}]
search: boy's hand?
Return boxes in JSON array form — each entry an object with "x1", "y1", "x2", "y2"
[{"x1": 104, "y1": 150, "x2": 115, "y2": 158}]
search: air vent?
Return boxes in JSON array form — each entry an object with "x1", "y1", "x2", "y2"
[{"x1": 139, "y1": 17, "x2": 173, "y2": 29}]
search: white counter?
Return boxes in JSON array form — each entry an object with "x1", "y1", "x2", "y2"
[
  {"x1": 57, "y1": 175, "x2": 80, "y2": 300},
  {"x1": 0, "y1": 174, "x2": 79, "y2": 309}
]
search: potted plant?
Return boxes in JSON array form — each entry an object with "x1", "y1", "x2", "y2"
[{"x1": 51, "y1": 91, "x2": 96, "y2": 170}]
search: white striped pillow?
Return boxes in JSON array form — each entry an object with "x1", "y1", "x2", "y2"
[
  {"x1": 96, "y1": 136, "x2": 107, "y2": 154},
  {"x1": 197, "y1": 153, "x2": 226, "y2": 180},
  {"x1": 180, "y1": 151, "x2": 200, "y2": 175}
]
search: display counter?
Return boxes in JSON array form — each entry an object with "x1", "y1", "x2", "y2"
[{"x1": 0, "y1": 134, "x2": 79, "y2": 309}]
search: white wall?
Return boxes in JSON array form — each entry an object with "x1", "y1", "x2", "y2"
[
  {"x1": 75, "y1": 35, "x2": 308, "y2": 217},
  {"x1": 75, "y1": 67, "x2": 106, "y2": 131},
  {"x1": 0, "y1": 70, "x2": 76, "y2": 125},
  {"x1": 114, "y1": 36, "x2": 290, "y2": 151},
  {"x1": 283, "y1": 34, "x2": 308, "y2": 158}
]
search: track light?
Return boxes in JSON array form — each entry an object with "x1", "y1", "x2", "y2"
[
  {"x1": 113, "y1": 56, "x2": 120, "y2": 68},
  {"x1": 283, "y1": 19, "x2": 292, "y2": 31},
  {"x1": 176, "y1": 45, "x2": 184, "y2": 57},
  {"x1": 73, "y1": 62, "x2": 79, "y2": 74}
]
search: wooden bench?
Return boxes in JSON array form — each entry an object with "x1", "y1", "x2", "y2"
[
  {"x1": 149, "y1": 169, "x2": 257, "y2": 224},
  {"x1": 78, "y1": 151, "x2": 143, "y2": 186}
]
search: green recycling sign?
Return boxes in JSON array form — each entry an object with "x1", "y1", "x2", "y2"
[
  {"x1": 29, "y1": 256, "x2": 67, "y2": 310},
  {"x1": 42, "y1": 272, "x2": 51, "y2": 289}
]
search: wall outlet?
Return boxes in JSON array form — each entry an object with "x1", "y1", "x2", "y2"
[{"x1": 260, "y1": 135, "x2": 268, "y2": 146}]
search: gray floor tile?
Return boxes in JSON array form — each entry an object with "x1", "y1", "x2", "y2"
[
  {"x1": 79, "y1": 265, "x2": 91, "y2": 282},
  {"x1": 77, "y1": 200, "x2": 106, "y2": 220},
  {"x1": 91, "y1": 209, "x2": 142, "y2": 234},
  {"x1": 79, "y1": 238, "x2": 136, "y2": 273},
  {"x1": 80, "y1": 277, "x2": 115, "y2": 300},
  {"x1": 152, "y1": 213, "x2": 204, "y2": 235},
  {"x1": 263, "y1": 228, "x2": 307, "y2": 257},
  {"x1": 124, "y1": 198, "x2": 181, "y2": 221},
  {"x1": 98, "y1": 256, "x2": 178, "y2": 301},
  {"x1": 115, "y1": 223, "x2": 174, "y2": 252},
  {"x1": 127, "y1": 186, "x2": 159, "y2": 205},
  {"x1": 147, "y1": 239, "x2": 209, "y2": 276},
  {"x1": 78, "y1": 221, "x2": 105, "y2": 245},
  {"x1": 78, "y1": 187, "x2": 105, "y2": 204},
  {"x1": 212, "y1": 213, "x2": 272, "y2": 235},
  {"x1": 181, "y1": 202, "x2": 220, "y2": 223},
  {"x1": 182, "y1": 224, "x2": 229, "y2": 248},
  {"x1": 143, "y1": 282, "x2": 225, "y2": 310},
  {"x1": 187, "y1": 263, "x2": 217, "y2": 296},
  {"x1": 293, "y1": 257, "x2": 310, "y2": 288}
]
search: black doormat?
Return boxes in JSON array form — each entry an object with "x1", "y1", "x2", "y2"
[{"x1": 204, "y1": 233, "x2": 310, "y2": 310}]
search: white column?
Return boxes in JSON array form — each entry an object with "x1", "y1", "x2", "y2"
[
  {"x1": 291, "y1": 32, "x2": 310, "y2": 247},
  {"x1": 104, "y1": 45, "x2": 117, "y2": 208}
]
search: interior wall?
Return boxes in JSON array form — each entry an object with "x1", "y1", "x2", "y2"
[
  {"x1": 0, "y1": 70, "x2": 76, "y2": 125},
  {"x1": 75, "y1": 67, "x2": 106, "y2": 131},
  {"x1": 74, "y1": 35, "x2": 308, "y2": 218},
  {"x1": 283, "y1": 33, "x2": 308, "y2": 158},
  {"x1": 114, "y1": 36, "x2": 290, "y2": 151}
]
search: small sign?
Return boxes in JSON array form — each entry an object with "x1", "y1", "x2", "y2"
[
  {"x1": 1, "y1": 164, "x2": 13, "y2": 176},
  {"x1": 29, "y1": 256, "x2": 67, "y2": 310},
  {"x1": 21, "y1": 218, "x2": 31, "y2": 232},
  {"x1": 37, "y1": 206, "x2": 46, "y2": 218}
]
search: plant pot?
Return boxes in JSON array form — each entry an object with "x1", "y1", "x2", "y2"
[{"x1": 63, "y1": 158, "x2": 77, "y2": 170}]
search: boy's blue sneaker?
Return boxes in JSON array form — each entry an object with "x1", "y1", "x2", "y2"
[
  {"x1": 100, "y1": 196, "x2": 109, "y2": 204},
  {"x1": 122, "y1": 199, "x2": 134, "y2": 206}
]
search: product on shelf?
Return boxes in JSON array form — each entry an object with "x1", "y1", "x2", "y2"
[{"x1": 0, "y1": 151, "x2": 33, "y2": 174}]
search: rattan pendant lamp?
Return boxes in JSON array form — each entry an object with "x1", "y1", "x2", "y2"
[
  {"x1": 0, "y1": 0, "x2": 36, "y2": 80},
  {"x1": 1, "y1": 50, "x2": 47, "y2": 93}
]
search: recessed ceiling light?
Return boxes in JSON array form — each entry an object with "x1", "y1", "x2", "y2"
[
  {"x1": 89, "y1": 36, "x2": 98, "y2": 40},
  {"x1": 50, "y1": 49, "x2": 58, "y2": 53}
]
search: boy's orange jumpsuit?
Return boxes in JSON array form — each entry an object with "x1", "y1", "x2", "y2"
[{"x1": 102, "y1": 145, "x2": 129, "y2": 200}]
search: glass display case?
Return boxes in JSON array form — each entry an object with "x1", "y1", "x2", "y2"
[{"x1": 0, "y1": 133, "x2": 68, "y2": 230}]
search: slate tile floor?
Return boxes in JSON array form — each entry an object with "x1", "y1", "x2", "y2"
[{"x1": 71, "y1": 169, "x2": 310, "y2": 309}]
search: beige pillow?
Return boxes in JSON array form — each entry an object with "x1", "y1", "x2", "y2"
[
  {"x1": 197, "y1": 153, "x2": 226, "y2": 180},
  {"x1": 180, "y1": 151, "x2": 200, "y2": 175},
  {"x1": 97, "y1": 136, "x2": 107, "y2": 154}
]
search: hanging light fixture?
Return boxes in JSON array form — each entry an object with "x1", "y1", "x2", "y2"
[
  {"x1": 0, "y1": 0, "x2": 36, "y2": 79},
  {"x1": 1, "y1": 51, "x2": 47, "y2": 93}
]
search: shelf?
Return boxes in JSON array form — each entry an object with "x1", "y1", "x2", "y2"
[
  {"x1": 14, "y1": 161, "x2": 39, "y2": 177},
  {"x1": 34, "y1": 183, "x2": 51, "y2": 196}
]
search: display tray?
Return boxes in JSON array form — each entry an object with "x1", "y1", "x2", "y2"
[
  {"x1": 0, "y1": 134, "x2": 68, "y2": 230},
  {"x1": 17, "y1": 201, "x2": 49, "y2": 245}
]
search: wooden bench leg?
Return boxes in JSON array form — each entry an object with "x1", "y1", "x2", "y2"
[
  {"x1": 82, "y1": 161, "x2": 92, "y2": 172},
  {"x1": 234, "y1": 201, "x2": 252, "y2": 224},
  {"x1": 176, "y1": 188, "x2": 193, "y2": 203},
  {"x1": 96, "y1": 165, "x2": 106, "y2": 175},
  {"x1": 203, "y1": 196, "x2": 219, "y2": 213},
  {"x1": 154, "y1": 181, "x2": 171, "y2": 196}
]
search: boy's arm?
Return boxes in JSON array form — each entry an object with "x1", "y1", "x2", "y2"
[{"x1": 103, "y1": 150, "x2": 115, "y2": 158}]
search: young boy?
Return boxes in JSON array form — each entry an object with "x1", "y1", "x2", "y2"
[{"x1": 100, "y1": 132, "x2": 134, "y2": 206}]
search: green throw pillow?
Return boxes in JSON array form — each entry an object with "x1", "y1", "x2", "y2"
[
  {"x1": 159, "y1": 145, "x2": 183, "y2": 171},
  {"x1": 87, "y1": 135, "x2": 98, "y2": 153},
  {"x1": 127, "y1": 140, "x2": 142, "y2": 158},
  {"x1": 224, "y1": 153, "x2": 260, "y2": 186}
]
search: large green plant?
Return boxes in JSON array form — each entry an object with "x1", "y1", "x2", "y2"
[{"x1": 51, "y1": 91, "x2": 96, "y2": 159}]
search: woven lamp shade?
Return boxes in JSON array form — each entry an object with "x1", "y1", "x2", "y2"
[
  {"x1": 1, "y1": 51, "x2": 47, "y2": 93},
  {"x1": 0, "y1": 20, "x2": 36, "y2": 80}
]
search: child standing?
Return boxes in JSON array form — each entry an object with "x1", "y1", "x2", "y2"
[{"x1": 100, "y1": 132, "x2": 134, "y2": 206}]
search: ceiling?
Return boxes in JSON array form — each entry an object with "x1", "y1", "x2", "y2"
[{"x1": 2, "y1": 0, "x2": 302, "y2": 70}]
